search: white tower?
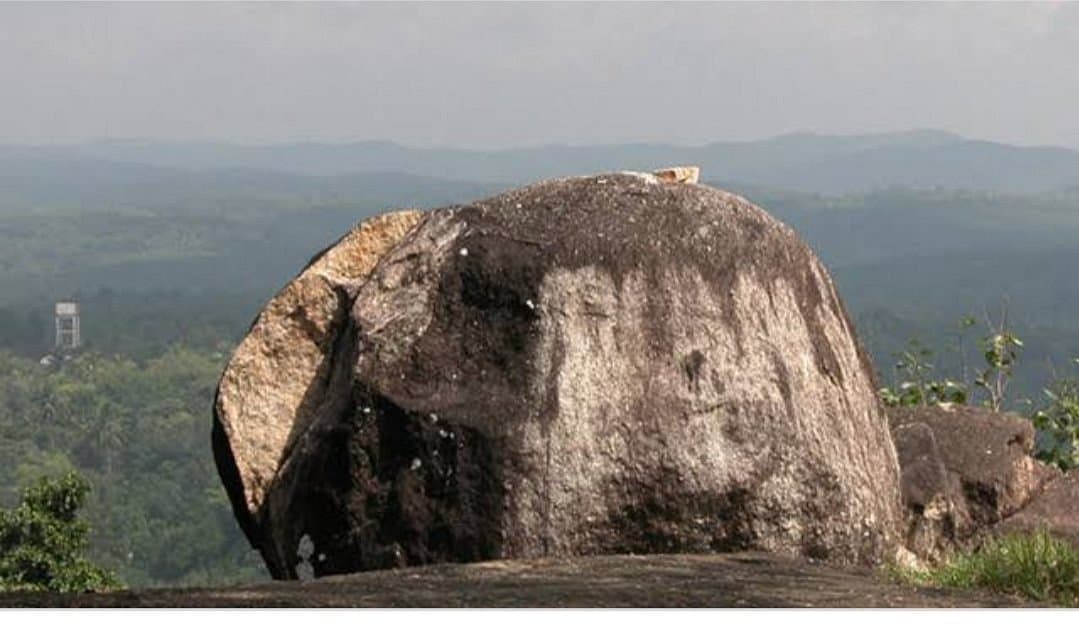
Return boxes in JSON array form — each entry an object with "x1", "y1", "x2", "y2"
[{"x1": 55, "y1": 301, "x2": 80, "y2": 351}]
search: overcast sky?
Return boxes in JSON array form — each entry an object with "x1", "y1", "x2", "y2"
[{"x1": 2, "y1": 2, "x2": 1077, "y2": 148}]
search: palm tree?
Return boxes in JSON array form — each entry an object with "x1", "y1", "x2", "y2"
[{"x1": 91, "y1": 400, "x2": 126, "y2": 478}]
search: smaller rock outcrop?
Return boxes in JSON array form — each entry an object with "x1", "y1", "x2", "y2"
[
  {"x1": 889, "y1": 405, "x2": 1061, "y2": 561},
  {"x1": 992, "y1": 471, "x2": 1079, "y2": 547}
]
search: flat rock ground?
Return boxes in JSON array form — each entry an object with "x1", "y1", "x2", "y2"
[{"x1": 0, "y1": 552, "x2": 1032, "y2": 608}]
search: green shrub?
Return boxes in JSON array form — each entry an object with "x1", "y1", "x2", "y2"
[
  {"x1": 1031, "y1": 375, "x2": 1079, "y2": 471},
  {"x1": 891, "y1": 530, "x2": 1079, "y2": 606},
  {"x1": 875, "y1": 310, "x2": 1079, "y2": 472},
  {"x1": 879, "y1": 338, "x2": 968, "y2": 408},
  {"x1": 0, "y1": 471, "x2": 120, "y2": 593}
]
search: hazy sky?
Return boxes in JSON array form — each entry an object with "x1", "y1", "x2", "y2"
[{"x1": 2, "y1": 2, "x2": 1077, "y2": 148}]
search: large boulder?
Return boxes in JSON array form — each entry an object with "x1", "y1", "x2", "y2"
[
  {"x1": 213, "y1": 172, "x2": 903, "y2": 579},
  {"x1": 889, "y1": 404, "x2": 1061, "y2": 560}
]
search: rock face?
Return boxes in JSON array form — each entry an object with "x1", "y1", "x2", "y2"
[
  {"x1": 213, "y1": 172, "x2": 903, "y2": 579},
  {"x1": 889, "y1": 405, "x2": 1061, "y2": 561}
]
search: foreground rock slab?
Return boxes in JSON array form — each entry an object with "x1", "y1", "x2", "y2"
[
  {"x1": 215, "y1": 172, "x2": 903, "y2": 578},
  {"x1": 0, "y1": 553, "x2": 1028, "y2": 608}
]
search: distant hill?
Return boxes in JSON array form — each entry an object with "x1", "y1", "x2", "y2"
[
  {"x1": 0, "y1": 152, "x2": 494, "y2": 214},
  {"x1": 5, "y1": 129, "x2": 1079, "y2": 194}
]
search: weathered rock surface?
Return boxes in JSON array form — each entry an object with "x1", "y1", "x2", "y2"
[
  {"x1": 889, "y1": 404, "x2": 1061, "y2": 560},
  {"x1": 213, "y1": 210, "x2": 424, "y2": 539},
  {"x1": 214, "y1": 172, "x2": 903, "y2": 579},
  {"x1": 993, "y1": 470, "x2": 1079, "y2": 547},
  {"x1": 0, "y1": 553, "x2": 1029, "y2": 608}
]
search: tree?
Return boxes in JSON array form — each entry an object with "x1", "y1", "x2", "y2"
[
  {"x1": 0, "y1": 471, "x2": 120, "y2": 592},
  {"x1": 973, "y1": 303, "x2": 1024, "y2": 412}
]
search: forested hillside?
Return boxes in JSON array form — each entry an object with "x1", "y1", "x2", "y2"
[
  {"x1": 1, "y1": 133, "x2": 1078, "y2": 586},
  {"x1": 0, "y1": 348, "x2": 263, "y2": 586}
]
